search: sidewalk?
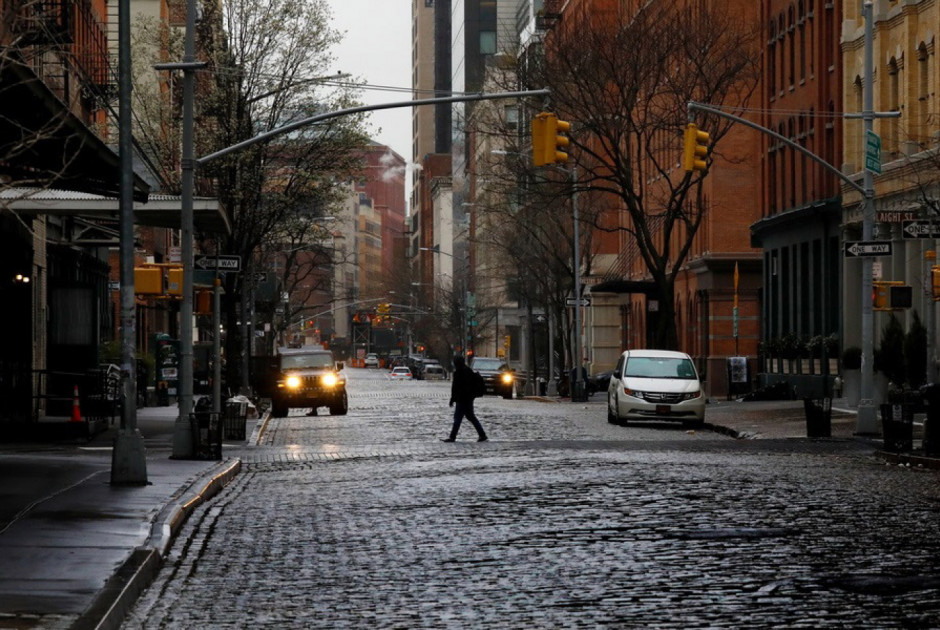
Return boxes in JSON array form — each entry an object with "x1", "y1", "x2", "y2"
[{"x1": 0, "y1": 406, "x2": 246, "y2": 630}]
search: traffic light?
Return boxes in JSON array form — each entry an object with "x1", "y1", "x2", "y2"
[
  {"x1": 134, "y1": 267, "x2": 162, "y2": 294},
  {"x1": 682, "y1": 123, "x2": 710, "y2": 172},
  {"x1": 195, "y1": 290, "x2": 212, "y2": 314},
  {"x1": 167, "y1": 267, "x2": 183, "y2": 296},
  {"x1": 873, "y1": 280, "x2": 912, "y2": 311},
  {"x1": 531, "y1": 112, "x2": 571, "y2": 166},
  {"x1": 504, "y1": 335, "x2": 511, "y2": 348}
]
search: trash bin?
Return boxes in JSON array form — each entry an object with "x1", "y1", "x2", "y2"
[
  {"x1": 224, "y1": 400, "x2": 248, "y2": 440},
  {"x1": 803, "y1": 397, "x2": 832, "y2": 438},
  {"x1": 921, "y1": 384, "x2": 940, "y2": 456},
  {"x1": 880, "y1": 403, "x2": 913, "y2": 452},
  {"x1": 190, "y1": 411, "x2": 222, "y2": 460}
]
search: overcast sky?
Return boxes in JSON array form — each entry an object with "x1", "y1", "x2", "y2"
[{"x1": 327, "y1": 1, "x2": 412, "y2": 164}]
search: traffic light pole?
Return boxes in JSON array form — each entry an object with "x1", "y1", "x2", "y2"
[
  {"x1": 112, "y1": 0, "x2": 147, "y2": 484},
  {"x1": 571, "y1": 165, "x2": 585, "y2": 403},
  {"x1": 857, "y1": 0, "x2": 878, "y2": 434}
]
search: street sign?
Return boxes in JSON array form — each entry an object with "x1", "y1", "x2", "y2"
[
  {"x1": 565, "y1": 297, "x2": 591, "y2": 307},
  {"x1": 843, "y1": 241, "x2": 892, "y2": 257},
  {"x1": 865, "y1": 130, "x2": 882, "y2": 174},
  {"x1": 902, "y1": 220, "x2": 940, "y2": 239},
  {"x1": 194, "y1": 255, "x2": 241, "y2": 271}
]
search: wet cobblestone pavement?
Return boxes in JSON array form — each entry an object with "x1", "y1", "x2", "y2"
[{"x1": 123, "y1": 370, "x2": 940, "y2": 628}]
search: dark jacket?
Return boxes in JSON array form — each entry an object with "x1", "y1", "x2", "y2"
[{"x1": 450, "y1": 359, "x2": 475, "y2": 405}]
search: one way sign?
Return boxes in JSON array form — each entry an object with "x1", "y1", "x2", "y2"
[
  {"x1": 195, "y1": 255, "x2": 241, "y2": 271},
  {"x1": 902, "y1": 220, "x2": 940, "y2": 239},
  {"x1": 843, "y1": 241, "x2": 892, "y2": 257}
]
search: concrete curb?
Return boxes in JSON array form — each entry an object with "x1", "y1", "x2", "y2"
[
  {"x1": 877, "y1": 450, "x2": 940, "y2": 470},
  {"x1": 72, "y1": 458, "x2": 242, "y2": 630}
]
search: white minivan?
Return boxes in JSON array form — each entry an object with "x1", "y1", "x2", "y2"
[{"x1": 607, "y1": 349, "x2": 705, "y2": 427}]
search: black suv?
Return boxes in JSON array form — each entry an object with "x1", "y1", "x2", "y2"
[
  {"x1": 469, "y1": 357, "x2": 514, "y2": 399},
  {"x1": 271, "y1": 347, "x2": 348, "y2": 417}
]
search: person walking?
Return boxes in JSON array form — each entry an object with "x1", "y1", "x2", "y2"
[{"x1": 443, "y1": 355, "x2": 488, "y2": 442}]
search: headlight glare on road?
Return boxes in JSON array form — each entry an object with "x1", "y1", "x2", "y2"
[
  {"x1": 286, "y1": 375, "x2": 301, "y2": 389},
  {"x1": 322, "y1": 373, "x2": 338, "y2": 387}
]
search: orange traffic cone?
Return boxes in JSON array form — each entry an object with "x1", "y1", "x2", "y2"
[{"x1": 70, "y1": 385, "x2": 82, "y2": 423}]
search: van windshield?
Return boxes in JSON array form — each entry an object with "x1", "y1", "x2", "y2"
[
  {"x1": 624, "y1": 357, "x2": 696, "y2": 379},
  {"x1": 281, "y1": 353, "x2": 334, "y2": 370}
]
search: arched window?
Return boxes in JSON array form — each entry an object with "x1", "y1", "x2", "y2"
[
  {"x1": 768, "y1": 21, "x2": 777, "y2": 96},
  {"x1": 854, "y1": 76, "x2": 864, "y2": 168},
  {"x1": 918, "y1": 43, "x2": 929, "y2": 143},
  {"x1": 798, "y1": 1, "x2": 806, "y2": 81},
  {"x1": 788, "y1": 6, "x2": 795, "y2": 87},
  {"x1": 888, "y1": 58, "x2": 900, "y2": 154},
  {"x1": 779, "y1": 15, "x2": 786, "y2": 93},
  {"x1": 807, "y1": 0, "x2": 815, "y2": 76}
]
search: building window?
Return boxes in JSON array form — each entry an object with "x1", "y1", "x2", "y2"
[
  {"x1": 888, "y1": 58, "x2": 900, "y2": 154},
  {"x1": 918, "y1": 43, "x2": 929, "y2": 144},
  {"x1": 480, "y1": 31, "x2": 496, "y2": 55}
]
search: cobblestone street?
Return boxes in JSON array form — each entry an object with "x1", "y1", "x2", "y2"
[{"x1": 124, "y1": 369, "x2": 940, "y2": 628}]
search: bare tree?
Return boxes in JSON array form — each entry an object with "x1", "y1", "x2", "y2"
[
  {"x1": 525, "y1": 2, "x2": 760, "y2": 349},
  {"x1": 130, "y1": 0, "x2": 369, "y2": 389}
]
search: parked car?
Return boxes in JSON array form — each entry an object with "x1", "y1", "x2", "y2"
[
  {"x1": 389, "y1": 366, "x2": 413, "y2": 381},
  {"x1": 271, "y1": 347, "x2": 348, "y2": 418},
  {"x1": 589, "y1": 369, "x2": 614, "y2": 395},
  {"x1": 469, "y1": 357, "x2": 514, "y2": 399},
  {"x1": 364, "y1": 353, "x2": 379, "y2": 368},
  {"x1": 607, "y1": 349, "x2": 704, "y2": 427},
  {"x1": 422, "y1": 363, "x2": 447, "y2": 380}
]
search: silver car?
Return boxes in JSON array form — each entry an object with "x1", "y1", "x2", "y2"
[{"x1": 607, "y1": 349, "x2": 705, "y2": 427}]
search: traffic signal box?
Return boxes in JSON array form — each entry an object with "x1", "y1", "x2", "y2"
[
  {"x1": 873, "y1": 280, "x2": 913, "y2": 311},
  {"x1": 196, "y1": 290, "x2": 212, "y2": 314},
  {"x1": 134, "y1": 267, "x2": 163, "y2": 294},
  {"x1": 933, "y1": 266, "x2": 940, "y2": 301},
  {"x1": 682, "y1": 123, "x2": 710, "y2": 172},
  {"x1": 531, "y1": 112, "x2": 571, "y2": 167},
  {"x1": 167, "y1": 267, "x2": 183, "y2": 296}
]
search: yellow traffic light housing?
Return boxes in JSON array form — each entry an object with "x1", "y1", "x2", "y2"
[
  {"x1": 167, "y1": 267, "x2": 183, "y2": 296},
  {"x1": 873, "y1": 280, "x2": 912, "y2": 311},
  {"x1": 933, "y1": 266, "x2": 940, "y2": 301},
  {"x1": 134, "y1": 267, "x2": 163, "y2": 295},
  {"x1": 531, "y1": 112, "x2": 570, "y2": 166},
  {"x1": 196, "y1": 290, "x2": 212, "y2": 314},
  {"x1": 682, "y1": 123, "x2": 710, "y2": 172}
]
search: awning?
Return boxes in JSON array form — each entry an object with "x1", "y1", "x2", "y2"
[
  {"x1": 0, "y1": 189, "x2": 229, "y2": 234},
  {"x1": 0, "y1": 61, "x2": 150, "y2": 202}
]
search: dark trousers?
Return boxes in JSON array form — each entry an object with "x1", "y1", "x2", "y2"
[{"x1": 450, "y1": 401, "x2": 486, "y2": 440}]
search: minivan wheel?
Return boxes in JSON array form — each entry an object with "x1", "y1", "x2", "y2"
[{"x1": 607, "y1": 395, "x2": 618, "y2": 424}]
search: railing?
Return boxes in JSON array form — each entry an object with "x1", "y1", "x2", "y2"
[{"x1": 31, "y1": 365, "x2": 121, "y2": 423}]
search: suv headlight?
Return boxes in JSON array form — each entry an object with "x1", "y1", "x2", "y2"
[
  {"x1": 682, "y1": 390, "x2": 702, "y2": 401},
  {"x1": 285, "y1": 375, "x2": 301, "y2": 389},
  {"x1": 322, "y1": 373, "x2": 338, "y2": 387}
]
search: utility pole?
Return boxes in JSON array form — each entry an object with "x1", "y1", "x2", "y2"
[
  {"x1": 856, "y1": 0, "x2": 879, "y2": 434},
  {"x1": 111, "y1": 0, "x2": 147, "y2": 484},
  {"x1": 571, "y1": 165, "x2": 585, "y2": 402},
  {"x1": 155, "y1": 0, "x2": 204, "y2": 458}
]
